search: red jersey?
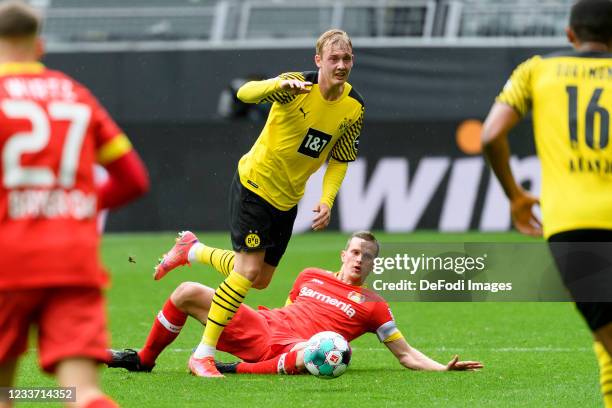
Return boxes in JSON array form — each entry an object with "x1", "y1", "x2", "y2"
[
  {"x1": 0, "y1": 62, "x2": 126, "y2": 289},
  {"x1": 259, "y1": 268, "x2": 399, "y2": 346}
]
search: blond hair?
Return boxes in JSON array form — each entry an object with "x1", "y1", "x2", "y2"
[
  {"x1": 0, "y1": 0, "x2": 40, "y2": 38},
  {"x1": 316, "y1": 29, "x2": 352, "y2": 56}
]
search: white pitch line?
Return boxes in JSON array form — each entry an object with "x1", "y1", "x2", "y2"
[
  {"x1": 346, "y1": 347, "x2": 591, "y2": 353},
  {"x1": 155, "y1": 346, "x2": 592, "y2": 353},
  {"x1": 26, "y1": 346, "x2": 588, "y2": 354},
  {"x1": 494, "y1": 347, "x2": 591, "y2": 352}
]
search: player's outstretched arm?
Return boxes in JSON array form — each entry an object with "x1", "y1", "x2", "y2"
[
  {"x1": 278, "y1": 79, "x2": 312, "y2": 95},
  {"x1": 445, "y1": 354, "x2": 484, "y2": 371},
  {"x1": 482, "y1": 102, "x2": 522, "y2": 200},
  {"x1": 313, "y1": 159, "x2": 348, "y2": 230},
  {"x1": 311, "y1": 202, "x2": 331, "y2": 231},
  {"x1": 237, "y1": 77, "x2": 312, "y2": 104},
  {"x1": 508, "y1": 189, "x2": 542, "y2": 237},
  {"x1": 482, "y1": 102, "x2": 542, "y2": 237},
  {"x1": 237, "y1": 78, "x2": 281, "y2": 103},
  {"x1": 97, "y1": 137, "x2": 149, "y2": 210},
  {"x1": 384, "y1": 337, "x2": 483, "y2": 372}
]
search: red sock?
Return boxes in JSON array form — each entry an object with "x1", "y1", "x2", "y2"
[
  {"x1": 84, "y1": 395, "x2": 119, "y2": 408},
  {"x1": 138, "y1": 298, "x2": 187, "y2": 367},
  {"x1": 236, "y1": 350, "x2": 300, "y2": 375}
]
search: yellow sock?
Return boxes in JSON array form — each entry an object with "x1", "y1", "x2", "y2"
[
  {"x1": 201, "y1": 270, "x2": 252, "y2": 348},
  {"x1": 595, "y1": 341, "x2": 612, "y2": 408},
  {"x1": 193, "y1": 244, "x2": 235, "y2": 277}
]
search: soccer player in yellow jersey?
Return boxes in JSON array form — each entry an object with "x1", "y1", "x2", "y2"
[
  {"x1": 153, "y1": 29, "x2": 364, "y2": 377},
  {"x1": 482, "y1": 0, "x2": 612, "y2": 405}
]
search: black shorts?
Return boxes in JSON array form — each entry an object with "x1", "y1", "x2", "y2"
[
  {"x1": 228, "y1": 172, "x2": 297, "y2": 267},
  {"x1": 548, "y1": 229, "x2": 612, "y2": 331}
]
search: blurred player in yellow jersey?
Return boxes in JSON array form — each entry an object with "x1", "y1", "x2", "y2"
[
  {"x1": 482, "y1": 0, "x2": 612, "y2": 405},
  {"x1": 153, "y1": 29, "x2": 364, "y2": 377}
]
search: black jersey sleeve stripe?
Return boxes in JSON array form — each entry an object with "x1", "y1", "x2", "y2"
[
  {"x1": 279, "y1": 72, "x2": 306, "y2": 81},
  {"x1": 264, "y1": 94, "x2": 280, "y2": 103},
  {"x1": 332, "y1": 141, "x2": 350, "y2": 161},
  {"x1": 348, "y1": 87, "x2": 365, "y2": 107},
  {"x1": 332, "y1": 106, "x2": 364, "y2": 161},
  {"x1": 259, "y1": 72, "x2": 305, "y2": 104},
  {"x1": 302, "y1": 71, "x2": 318, "y2": 83},
  {"x1": 332, "y1": 129, "x2": 358, "y2": 161},
  {"x1": 262, "y1": 91, "x2": 296, "y2": 105},
  {"x1": 332, "y1": 141, "x2": 355, "y2": 162},
  {"x1": 269, "y1": 94, "x2": 284, "y2": 103}
]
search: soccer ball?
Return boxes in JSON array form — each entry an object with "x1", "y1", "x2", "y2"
[{"x1": 303, "y1": 331, "x2": 351, "y2": 379}]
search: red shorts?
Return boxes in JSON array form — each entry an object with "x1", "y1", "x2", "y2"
[
  {"x1": 0, "y1": 287, "x2": 109, "y2": 373},
  {"x1": 218, "y1": 304, "x2": 301, "y2": 362}
]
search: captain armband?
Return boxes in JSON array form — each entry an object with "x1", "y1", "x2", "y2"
[
  {"x1": 97, "y1": 134, "x2": 132, "y2": 166},
  {"x1": 376, "y1": 320, "x2": 403, "y2": 343}
]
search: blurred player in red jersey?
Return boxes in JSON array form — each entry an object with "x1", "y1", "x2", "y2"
[
  {"x1": 0, "y1": 2, "x2": 149, "y2": 407},
  {"x1": 108, "y1": 232, "x2": 482, "y2": 375}
]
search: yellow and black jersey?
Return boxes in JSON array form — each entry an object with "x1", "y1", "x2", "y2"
[
  {"x1": 237, "y1": 71, "x2": 364, "y2": 211},
  {"x1": 497, "y1": 50, "x2": 612, "y2": 238}
]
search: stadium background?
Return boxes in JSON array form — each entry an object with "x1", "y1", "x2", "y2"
[
  {"x1": 36, "y1": 0, "x2": 572, "y2": 233},
  {"x1": 17, "y1": 1, "x2": 604, "y2": 407}
]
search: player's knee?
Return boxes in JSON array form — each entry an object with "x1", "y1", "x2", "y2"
[
  {"x1": 251, "y1": 275, "x2": 272, "y2": 290},
  {"x1": 236, "y1": 265, "x2": 263, "y2": 283},
  {"x1": 171, "y1": 282, "x2": 209, "y2": 309}
]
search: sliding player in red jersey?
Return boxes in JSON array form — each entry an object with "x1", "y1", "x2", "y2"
[
  {"x1": 0, "y1": 2, "x2": 149, "y2": 407},
  {"x1": 109, "y1": 232, "x2": 482, "y2": 375}
]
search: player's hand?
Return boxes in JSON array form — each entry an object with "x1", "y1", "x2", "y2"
[
  {"x1": 446, "y1": 355, "x2": 483, "y2": 371},
  {"x1": 312, "y1": 202, "x2": 331, "y2": 231},
  {"x1": 510, "y1": 189, "x2": 542, "y2": 237},
  {"x1": 280, "y1": 79, "x2": 312, "y2": 95}
]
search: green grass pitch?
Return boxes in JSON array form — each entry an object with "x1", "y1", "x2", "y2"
[{"x1": 14, "y1": 231, "x2": 600, "y2": 407}]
